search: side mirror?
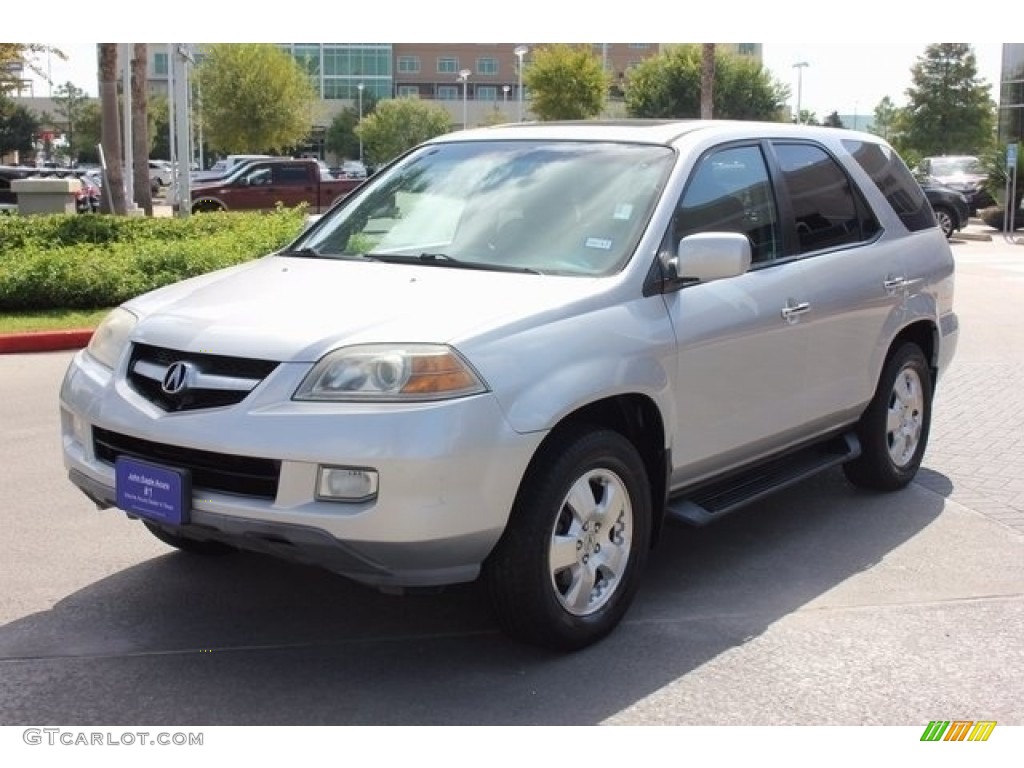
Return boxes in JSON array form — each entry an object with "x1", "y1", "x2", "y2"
[{"x1": 666, "y1": 232, "x2": 752, "y2": 288}]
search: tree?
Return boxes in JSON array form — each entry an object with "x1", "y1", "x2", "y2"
[
  {"x1": 195, "y1": 44, "x2": 316, "y2": 154},
  {"x1": 823, "y1": 111, "x2": 844, "y2": 128},
  {"x1": 325, "y1": 91, "x2": 377, "y2": 162},
  {"x1": 901, "y1": 43, "x2": 995, "y2": 156},
  {"x1": 326, "y1": 108, "x2": 360, "y2": 162},
  {"x1": 356, "y1": 98, "x2": 452, "y2": 165},
  {"x1": 871, "y1": 96, "x2": 902, "y2": 141},
  {"x1": 0, "y1": 97, "x2": 40, "y2": 159},
  {"x1": 52, "y1": 81, "x2": 89, "y2": 161},
  {"x1": 74, "y1": 101, "x2": 102, "y2": 164},
  {"x1": 626, "y1": 44, "x2": 788, "y2": 121},
  {"x1": 0, "y1": 44, "x2": 65, "y2": 93},
  {"x1": 523, "y1": 44, "x2": 607, "y2": 121},
  {"x1": 700, "y1": 43, "x2": 715, "y2": 119},
  {"x1": 98, "y1": 43, "x2": 127, "y2": 214},
  {"x1": 131, "y1": 43, "x2": 152, "y2": 215}
]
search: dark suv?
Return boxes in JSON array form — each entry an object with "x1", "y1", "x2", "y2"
[{"x1": 916, "y1": 173, "x2": 970, "y2": 238}]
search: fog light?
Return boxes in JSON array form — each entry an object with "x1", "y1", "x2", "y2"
[{"x1": 316, "y1": 466, "x2": 378, "y2": 502}]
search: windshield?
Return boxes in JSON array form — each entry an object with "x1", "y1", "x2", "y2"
[
  {"x1": 929, "y1": 156, "x2": 982, "y2": 176},
  {"x1": 294, "y1": 140, "x2": 674, "y2": 276}
]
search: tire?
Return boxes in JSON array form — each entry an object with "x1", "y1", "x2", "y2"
[
  {"x1": 482, "y1": 425, "x2": 652, "y2": 651},
  {"x1": 933, "y1": 205, "x2": 955, "y2": 239},
  {"x1": 843, "y1": 343, "x2": 933, "y2": 491},
  {"x1": 192, "y1": 199, "x2": 224, "y2": 214},
  {"x1": 143, "y1": 521, "x2": 236, "y2": 556}
]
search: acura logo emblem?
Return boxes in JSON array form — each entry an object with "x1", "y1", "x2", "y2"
[{"x1": 161, "y1": 361, "x2": 193, "y2": 395}]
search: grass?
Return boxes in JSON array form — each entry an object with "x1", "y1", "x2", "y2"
[{"x1": 0, "y1": 307, "x2": 112, "y2": 334}]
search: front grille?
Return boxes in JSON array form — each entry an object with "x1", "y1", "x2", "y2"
[
  {"x1": 94, "y1": 427, "x2": 280, "y2": 499},
  {"x1": 127, "y1": 343, "x2": 280, "y2": 412}
]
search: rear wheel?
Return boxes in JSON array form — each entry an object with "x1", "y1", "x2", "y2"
[
  {"x1": 844, "y1": 343, "x2": 933, "y2": 491},
  {"x1": 483, "y1": 425, "x2": 652, "y2": 651},
  {"x1": 143, "y1": 521, "x2": 236, "y2": 555}
]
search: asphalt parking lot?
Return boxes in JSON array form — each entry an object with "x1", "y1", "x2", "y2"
[{"x1": 0, "y1": 229, "x2": 1021, "y2": 729}]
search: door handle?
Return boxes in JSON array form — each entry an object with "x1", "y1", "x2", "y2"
[
  {"x1": 883, "y1": 275, "x2": 908, "y2": 293},
  {"x1": 781, "y1": 301, "x2": 810, "y2": 323}
]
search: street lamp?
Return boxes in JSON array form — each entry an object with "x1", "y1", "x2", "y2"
[
  {"x1": 793, "y1": 61, "x2": 809, "y2": 124},
  {"x1": 357, "y1": 82, "x2": 364, "y2": 163},
  {"x1": 514, "y1": 45, "x2": 528, "y2": 121},
  {"x1": 458, "y1": 68, "x2": 471, "y2": 128}
]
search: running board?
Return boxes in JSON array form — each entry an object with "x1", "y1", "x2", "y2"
[{"x1": 666, "y1": 432, "x2": 860, "y2": 526}]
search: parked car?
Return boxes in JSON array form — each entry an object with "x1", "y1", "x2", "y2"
[
  {"x1": 73, "y1": 172, "x2": 101, "y2": 213},
  {"x1": 0, "y1": 165, "x2": 33, "y2": 211},
  {"x1": 188, "y1": 157, "x2": 362, "y2": 213},
  {"x1": 191, "y1": 154, "x2": 274, "y2": 183},
  {"x1": 59, "y1": 121, "x2": 958, "y2": 651},
  {"x1": 148, "y1": 160, "x2": 173, "y2": 188},
  {"x1": 916, "y1": 173, "x2": 970, "y2": 238},
  {"x1": 919, "y1": 155, "x2": 993, "y2": 212},
  {"x1": 332, "y1": 160, "x2": 368, "y2": 179}
]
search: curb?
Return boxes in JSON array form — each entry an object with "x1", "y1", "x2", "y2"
[{"x1": 0, "y1": 329, "x2": 93, "y2": 354}]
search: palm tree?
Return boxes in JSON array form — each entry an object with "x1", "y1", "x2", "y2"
[
  {"x1": 131, "y1": 43, "x2": 152, "y2": 215},
  {"x1": 700, "y1": 44, "x2": 715, "y2": 120},
  {"x1": 98, "y1": 43, "x2": 126, "y2": 214}
]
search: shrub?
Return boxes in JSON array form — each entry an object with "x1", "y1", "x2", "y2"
[
  {"x1": 979, "y1": 206, "x2": 1024, "y2": 231},
  {"x1": 0, "y1": 209, "x2": 305, "y2": 311}
]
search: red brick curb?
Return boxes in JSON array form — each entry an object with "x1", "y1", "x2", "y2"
[{"x1": 0, "y1": 329, "x2": 94, "y2": 354}]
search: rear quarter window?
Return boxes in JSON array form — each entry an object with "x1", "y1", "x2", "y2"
[{"x1": 842, "y1": 139, "x2": 934, "y2": 232}]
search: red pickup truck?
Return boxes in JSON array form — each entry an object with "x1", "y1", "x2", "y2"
[{"x1": 189, "y1": 158, "x2": 362, "y2": 214}]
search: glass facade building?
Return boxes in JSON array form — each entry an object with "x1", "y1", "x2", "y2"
[
  {"x1": 282, "y1": 43, "x2": 393, "y2": 100},
  {"x1": 998, "y1": 43, "x2": 1024, "y2": 145}
]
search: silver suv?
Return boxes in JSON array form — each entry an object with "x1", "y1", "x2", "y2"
[{"x1": 60, "y1": 121, "x2": 958, "y2": 651}]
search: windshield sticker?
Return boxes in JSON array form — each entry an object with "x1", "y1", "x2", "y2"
[
  {"x1": 613, "y1": 203, "x2": 634, "y2": 220},
  {"x1": 585, "y1": 237, "x2": 613, "y2": 250}
]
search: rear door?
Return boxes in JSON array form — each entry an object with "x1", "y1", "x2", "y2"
[{"x1": 767, "y1": 140, "x2": 900, "y2": 425}]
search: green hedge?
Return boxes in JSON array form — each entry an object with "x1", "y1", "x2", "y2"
[{"x1": 0, "y1": 208, "x2": 306, "y2": 311}]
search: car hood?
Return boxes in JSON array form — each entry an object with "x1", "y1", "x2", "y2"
[{"x1": 125, "y1": 255, "x2": 604, "y2": 362}]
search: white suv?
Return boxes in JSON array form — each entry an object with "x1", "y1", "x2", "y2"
[{"x1": 60, "y1": 121, "x2": 958, "y2": 650}]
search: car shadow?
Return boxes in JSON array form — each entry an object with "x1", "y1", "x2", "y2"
[{"x1": 0, "y1": 467, "x2": 949, "y2": 725}]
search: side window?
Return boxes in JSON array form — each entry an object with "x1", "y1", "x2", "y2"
[
  {"x1": 773, "y1": 143, "x2": 877, "y2": 253},
  {"x1": 274, "y1": 165, "x2": 310, "y2": 185},
  {"x1": 240, "y1": 166, "x2": 272, "y2": 187},
  {"x1": 672, "y1": 145, "x2": 779, "y2": 263},
  {"x1": 842, "y1": 139, "x2": 934, "y2": 232}
]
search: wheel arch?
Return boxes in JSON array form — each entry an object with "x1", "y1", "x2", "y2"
[
  {"x1": 529, "y1": 393, "x2": 669, "y2": 547},
  {"x1": 192, "y1": 197, "x2": 226, "y2": 213},
  {"x1": 890, "y1": 319, "x2": 938, "y2": 382}
]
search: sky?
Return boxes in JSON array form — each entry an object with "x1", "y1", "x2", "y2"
[{"x1": 10, "y1": 1, "x2": 1007, "y2": 122}]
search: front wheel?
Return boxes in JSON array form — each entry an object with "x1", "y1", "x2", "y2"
[
  {"x1": 933, "y1": 205, "x2": 955, "y2": 239},
  {"x1": 483, "y1": 425, "x2": 652, "y2": 651},
  {"x1": 844, "y1": 343, "x2": 933, "y2": 491}
]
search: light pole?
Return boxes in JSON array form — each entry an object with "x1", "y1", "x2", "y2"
[
  {"x1": 514, "y1": 45, "x2": 528, "y2": 121},
  {"x1": 502, "y1": 84, "x2": 510, "y2": 114},
  {"x1": 357, "y1": 82, "x2": 364, "y2": 163},
  {"x1": 458, "y1": 68, "x2": 471, "y2": 128},
  {"x1": 793, "y1": 61, "x2": 809, "y2": 124}
]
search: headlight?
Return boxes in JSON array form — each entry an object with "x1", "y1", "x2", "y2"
[
  {"x1": 294, "y1": 344, "x2": 487, "y2": 402},
  {"x1": 85, "y1": 307, "x2": 137, "y2": 369}
]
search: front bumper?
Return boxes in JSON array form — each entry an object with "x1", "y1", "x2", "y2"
[{"x1": 60, "y1": 348, "x2": 544, "y2": 589}]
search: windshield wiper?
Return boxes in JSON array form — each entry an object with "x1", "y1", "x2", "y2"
[
  {"x1": 278, "y1": 246, "x2": 321, "y2": 257},
  {"x1": 363, "y1": 251, "x2": 541, "y2": 274}
]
